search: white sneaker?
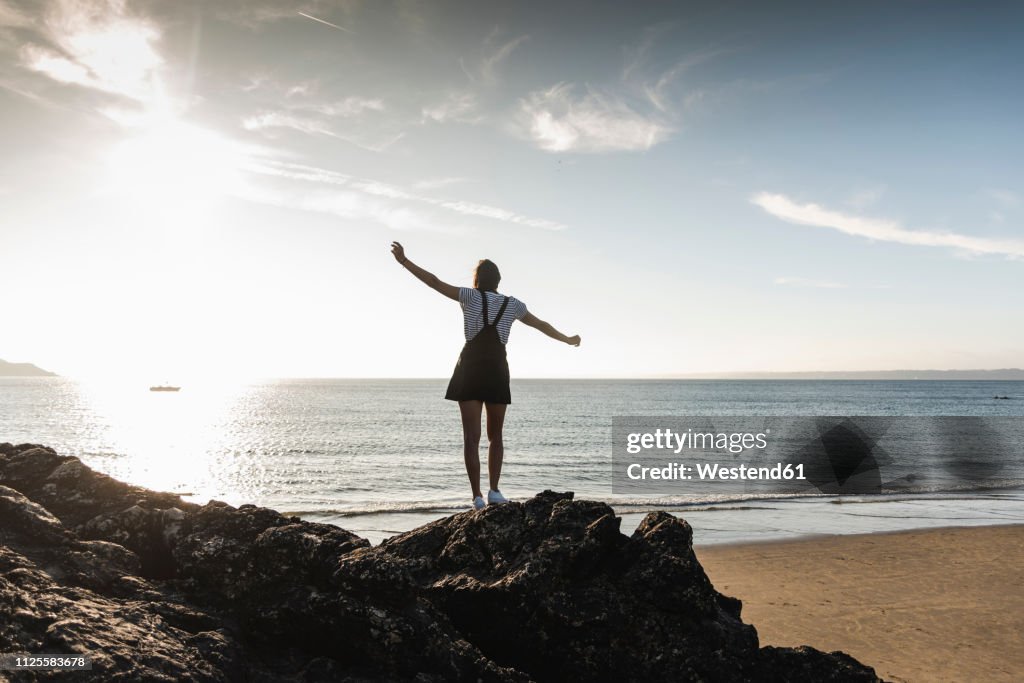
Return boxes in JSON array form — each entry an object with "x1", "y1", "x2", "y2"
[
  {"x1": 473, "y1": 496, "x2": 485, "y2": 510},
  {"x1": 487, "y1": 489, "x2": 508, "y2": 505}
]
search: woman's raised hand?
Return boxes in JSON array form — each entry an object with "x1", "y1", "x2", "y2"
[{"x1": 390, "y1": 241, "x2": 406, "y2": 264}]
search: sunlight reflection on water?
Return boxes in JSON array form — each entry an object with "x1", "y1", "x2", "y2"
[{"x1": 73, "y1": 380, "x2": 256, "y2": 503}]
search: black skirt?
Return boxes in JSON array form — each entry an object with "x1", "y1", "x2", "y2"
[{"x1": 445, "y1": 326, "x2": 511, "y2": 404}]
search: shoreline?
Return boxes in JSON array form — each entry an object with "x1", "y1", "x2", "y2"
[
  {"x1": 312, "y1": 487, "x2": 1024, "y2": 545},
  {"x1": 697, "y1": 524, "x2": 1024, "y2": 683},
  {"x1": 695, "y1": 519, "x2": 1023, "y2": 550}
]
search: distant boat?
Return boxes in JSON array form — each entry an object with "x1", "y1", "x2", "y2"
[{"x1": 150, "y1": 386, "x2": 181, "y2": 392}]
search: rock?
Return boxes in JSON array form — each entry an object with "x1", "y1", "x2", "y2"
[
  {"x1": 0, "y1": 447, "x2": 190, "y2": 528},
  {"x1": 364, "y1": 496, "x2": 761, "y2": 681},
  {"x1": 759, "y1": 646, "x2": 884, "y2": 682},
  {"x1": 0, "y1": 443, "x2": 885, "y2": 681}
]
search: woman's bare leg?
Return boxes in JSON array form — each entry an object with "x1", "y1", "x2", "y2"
[
  {"x1": 459, "y1": 400, "x2": 484, "y2": 498},
  {"x1": 484, "y1": 402, "x2": 507, "y2": 491}
]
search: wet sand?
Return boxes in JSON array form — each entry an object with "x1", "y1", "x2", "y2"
[{"x1": 697, "y1": 525, "x2": 1024, "y2": 683}]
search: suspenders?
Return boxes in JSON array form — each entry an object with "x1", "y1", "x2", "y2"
[{"x1": 478, "y1": 289, "x2": 510, "y2": 328}]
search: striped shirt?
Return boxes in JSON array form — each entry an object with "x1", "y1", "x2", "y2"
[{"x1": 458, "y1": 287, "x2": 528, "y2": 344}]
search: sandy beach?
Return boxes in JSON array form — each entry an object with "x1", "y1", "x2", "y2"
[{"x1": 697, "y1": 524, "x2": 1024, "y2": 683}]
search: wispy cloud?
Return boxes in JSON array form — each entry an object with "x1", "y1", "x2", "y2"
[
  {"x1": 243, "y1": 159, "x2": 351, "y2": 186},
  {"x1": 642, "y1": 62, "x2": 688, "y2": 113},
  {"x1": 19, "y1": 0, "x2": 163, "y2": 102},
  {"x1": 246, "y1": 160, "x2": 566, "y2": 231},
  {"x1": 515, "y1": 28, "x2": 719, "y2": 154},
  {"x1": 437, "y1": 198, "x2": 564, "y2": 229},
  {"x1": 620, "y1": 24, "x2": 725, "y2": 114},
  {"x1": 237, "y1": 160, "x2": 442, "y2": 231},
  {"x1": 753, "y1": 192, "x2": 1024, "y2": 259},
  {"x1": 518, "y1": 83, "x2": 672, "y2": 153},
  {"x1": 461, "y1": 30, "x2": 529, "y2": 85},
  {"x1": 19, "y1": 44, "x2": 92, "y2": 85},
  {"x1": 640, "y1": 51, "x2": 723, "y2": 113},
  {"x1": 480, "y1": 33, "x2": 528, "y2": 84},
  {"x1": 284, "y1": 79, "x2": 318, "y2": 98},
  {"x1": 250, "y1": 185, "x2": 439, "y2": 233},
  {"x1": 351, "y1": 180, "x2": 566, "y2": 229},
  {"x1": 421, "y1": 92, "x2": 479, "y2": 124},
  {"x1": 243, "y1": 111, "x2": 333, "y2": 136},
  {"x1": 242, "y1": 97, "x2": 399, "y2": 152},
  {"x1": 310, "y1": 96, "x2": 384, "y2": 116},
  {"x1": 621, "y1": 23, "x2": 673, "y2": 83}
]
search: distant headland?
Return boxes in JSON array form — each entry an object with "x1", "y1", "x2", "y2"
[
  {"x1": 671, "y1": 369, "x2": 1024, "y2": 380},
  {"x1": 0, "y1": 359, "x2": 57, "y2": 377}
]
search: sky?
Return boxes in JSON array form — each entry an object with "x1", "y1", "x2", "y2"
[{"x1": 1, "y1": 0, "x2": 1022, "y2": 380}]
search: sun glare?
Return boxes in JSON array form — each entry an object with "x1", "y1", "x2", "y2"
[
  {"x1": 85, "y1": 113, "x2": 260, "y2": 383},
  {"x1": 76, "y1": 378, "x2": 255, "y2": 502},
  {"x1": 104, "y1": 118, "x2": 246, "y2": 218}
]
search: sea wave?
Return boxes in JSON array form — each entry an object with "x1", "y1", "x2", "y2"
[{"x1": 284, "y1": 481, "x2": 1024, "y2": 518}]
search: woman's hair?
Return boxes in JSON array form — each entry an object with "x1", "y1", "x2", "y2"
[{"x1": 474, "y1": 259, "x2": 501, "y2": 291}]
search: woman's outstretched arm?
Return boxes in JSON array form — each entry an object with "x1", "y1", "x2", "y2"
[
  {"x1": 391, "y1": 241, "x2": 459, "y2": 301},
  {"x1": 522, "y1": 312, "x2": 581, "y2": 346}
]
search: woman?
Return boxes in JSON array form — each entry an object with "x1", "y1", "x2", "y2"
[{"x1": 391, "y1": 241, "x2": 581, "y2": 510}]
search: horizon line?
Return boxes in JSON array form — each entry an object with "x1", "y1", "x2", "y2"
[{"x1": 25, "y1": 368, "x2": 1024, "y2": 382}]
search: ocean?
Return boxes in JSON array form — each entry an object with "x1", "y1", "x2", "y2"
[{"x1": 2, "y1": 377, "x2": 1022, "y2": 544}]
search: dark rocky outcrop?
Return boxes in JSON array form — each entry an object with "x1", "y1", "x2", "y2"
[{"x1": 0, "y1": 443, "x2": 884, "y2": 682}]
